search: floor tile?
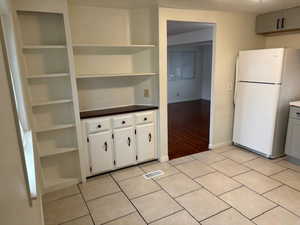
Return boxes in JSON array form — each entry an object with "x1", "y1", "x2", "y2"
[
  {"x1": 272, "y1": 169, "x2": 300, "y2": 191},
  {"x1": 201, "y1": 208, "x2": 255, "y2": 225},
  {"x1": 243, "y1": 158, "x2": 286, "y2": 176},
  {"x1": 210, "y1": 159, "x2": 250, "y2": 177},
  {"x1": 132, "y1": 190, "x2": 182, "y2": 223},
  {"x1": 220, "y1": 187, "x2": 276, "y2": 219},
  {"x1": 222, "y1": 149, "x2": 258, "y2": 163},
  {"x1": 44, "y1": 195, "x2": 89, "y2": 225},
  {"x1": 195, "y1": 172, "x2": 242, "y2": 195},
  {"x1": 277, "y1": 160, "x2": 300, "y2": 172},
  {"x1": 176, "y1": 189, "x2": 230, "y2": 221},
  {"x1": 104, "y1": 212, "x2": 146, "y2": 225},
  {"x1": 79, "y1": 175, "x2": 120, "y2": 201},
  {"x1": 169, "y1": 156, "x2": 194, "y2": 166},
  {"x1": 111, "y1": 166, "x2": 144, "y2": 182},
  {"x1": 141, "y1": 162, "x2": 173, "y2": 173},
  {"x1": 175, "y1": 160, "x2": 215, "y2": 179},
  {"x1": 119, "y1": 175, "x2": 161, "y2": 199},
  {"x1": 191, "y1": 151, "x2": 226, "y2": 164},
  {"x1": 153, "y1": 167, "x2": 180, "y2": 180},
  {"x1": 43, "y1": 185, "x2": 80, "y2": 203},
  {"x1": 212, "y1": 145, "x2": 241, "y2": 153},
  {"x1": 233, "y1": 171, "x2": 282, "y2": 194},
  {"x1": 61, "y1": 215, "x2": 94, "y2": 225},
  {"x1": 156, "y1": 173, "x2": 201, "y2": 197},
  {"x1": 150, "y1": 210, "x2": 199, "y2": 225},
  {"x1": 253, "y1": 207, "x2": 300, "y2": 225},
  {"x1": 88, "y1": 192, "x2": 135, "y2": 225},
  {"x1": 264, "y1": 186, "x2": 300, "y2": 216}
]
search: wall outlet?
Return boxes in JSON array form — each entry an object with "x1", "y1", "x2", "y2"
[
  {"x1": 176, "y1": 92, "x2": 180, "y2": 97},
  {"x1": 144, "y1": 89, "x2": 150, "y2": 98}
]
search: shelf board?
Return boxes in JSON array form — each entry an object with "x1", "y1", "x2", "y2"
[
  {"x1": 23, "y1": 45, "x2": 67, "y2": 50},
  {"x1": 39, "y1": 147, "x2": 78, "y2": 158},
  {"x1": 43, "y1": 177, "x2": 79, "y2": 193},
  {"x1": 72, "y1": 44, "x2": 155, "y2": 48},
  {"x1": 32, "y1": 99, "x2": 73, "y2": 107},
  {"x1": 35, "y1": 124, "x2": 76, "y2": 133},
  {"x1": 76, "y1": 72, "x2": 158, "y2": 79},
  {"x1": 26, "y1": 73, "x2": 69, "y2": 79}
]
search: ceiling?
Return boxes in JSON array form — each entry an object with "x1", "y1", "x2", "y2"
[
  {"x1": 167, "y1": 21, "x2": 213, "y2": 35},
  {"x1": 69, "y1": 0, "x2": 300, "y2": 14}
]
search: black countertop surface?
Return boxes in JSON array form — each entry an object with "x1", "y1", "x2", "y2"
[{"x1": 80, "y1": 105, "x2": 159, "y2": 119}]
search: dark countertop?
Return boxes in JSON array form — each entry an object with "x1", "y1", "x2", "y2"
[{"x1": 80, "y1": 105, "x2": 159, "y2": 119}]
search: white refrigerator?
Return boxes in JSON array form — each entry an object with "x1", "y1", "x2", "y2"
[{"x1": 233, "y1": 48, "x2": 300, "y2": 158}]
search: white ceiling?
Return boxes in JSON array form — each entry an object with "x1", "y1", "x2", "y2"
[
  {"x1": 69, "y1": 0, "x2": 300, "y2": 14},
  {"x1": 167, "y1": 21, "x2": 213, "y2": 35}
]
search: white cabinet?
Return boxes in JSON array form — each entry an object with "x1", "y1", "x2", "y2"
[
  {"x1": 114, "y1": 127, "x2": 136, "y2": 168},
  {"x1": 136, "y1": 123, "x2": 156, "y2": 162},
  {"x1": 88, "y1": 131, "x2": 114, "y2": 174},
  {"x1": 82, "y1": 110, "x2": 157, "y2": 177}
]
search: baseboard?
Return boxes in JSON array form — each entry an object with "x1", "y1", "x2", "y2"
[
  {"x1": 209, "y1": 141, "x2": 233, "y2": 149},
  {"x1": 159, "y1": 155, "x2": 169, "y2": 162}
]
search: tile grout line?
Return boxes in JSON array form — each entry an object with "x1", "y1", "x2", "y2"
[
  {"x1": 77, "y1": 184, "x2": 97, "y2": 225},
  {"x1": 109, "y1": 173, "x2": 150, "y2": 225}
]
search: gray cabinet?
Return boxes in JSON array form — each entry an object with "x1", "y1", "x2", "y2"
[
  {"x1": 285, "y1": 106, "x2": 300, "y2": 160},
  {"x1": 256, "y1": 7, "x2": 300, "y2": 34}
]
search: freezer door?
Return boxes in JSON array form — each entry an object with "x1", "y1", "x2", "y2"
[
  {"x1": 233, "y1": 82, "x2": 281, "y2": 156},
  {"x1": 238, "y1": 48, "x2": 284, "y2": 83}
]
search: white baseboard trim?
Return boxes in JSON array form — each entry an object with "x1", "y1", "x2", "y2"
[
  {"x1": 159, "y1": 155, "x2": 169, "y2": 162},
  {"x1": 209, "y1": 141, "x2": 233, "y2": 149}
]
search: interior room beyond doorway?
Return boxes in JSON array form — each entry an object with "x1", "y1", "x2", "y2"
[{"x1": 167, "y1": 21, "x2": 213, "y2": 159}]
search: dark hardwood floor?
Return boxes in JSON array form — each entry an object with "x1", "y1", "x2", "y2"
[{"x1": 168, "y1": 99, "x2": 210, "y2": 160}]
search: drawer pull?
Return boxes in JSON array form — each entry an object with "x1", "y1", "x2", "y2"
[
  {"x1": 97, "y1": 124, "x2": 102, "y2": 128},
  {"x1": 127, "y1": 137, "x2": 131, "y2": 146},
  {"x1": 149, "y1": 133, "x2": 152, "y2": 143},
  {"x1": 104, "y1": 142, "x2": 108, "y2": 152},
  {"x1": 144, "y1": 117, "x2": 148, "y2": 121},
  {"x1": 122, "y1": 121, "x2": 126, "y2": 124}
]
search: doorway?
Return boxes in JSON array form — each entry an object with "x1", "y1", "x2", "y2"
[{"x1": 167, "y1": 21, "x2": 214, "y2": 159}]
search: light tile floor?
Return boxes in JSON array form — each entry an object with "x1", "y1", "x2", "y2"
[{"x1": 43, "y1": 146, "x2": 300, "y2": 225}]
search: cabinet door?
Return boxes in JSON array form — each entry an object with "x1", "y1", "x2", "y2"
[
  {"x1": 256, "y1": 11, "x2": 283, "y2": 34},
  {"x1": 114, "y1": 127, "x2": 136, "y2": 168},
  {"x1": 283, "y1": 7, "x2": 300, "y2": 31},
  {"x1": 136, "y1": 123, "x2": 156, "y2": 162},
  {"x1": 285, "y1": 119, "x2": 300, "y2": 159},
  {"x1": 88, "y1": 131, "x2": 114, "y2": 174}
]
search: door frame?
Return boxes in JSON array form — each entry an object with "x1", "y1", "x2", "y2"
[{"x1": 158, "y1": 14, "x2": 217, "y2": 162}]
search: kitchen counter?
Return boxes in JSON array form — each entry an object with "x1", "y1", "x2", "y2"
[
  {"x1": 290, "y1": 101, "x2": 300, "y2": 108},
  {"x1": 80, "y1": 105, "x2": 159, "y2": 119}
]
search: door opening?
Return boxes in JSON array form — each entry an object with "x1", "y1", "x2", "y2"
[{"x1": 167, "y1": 21, "x2": 214, "y2": 159}]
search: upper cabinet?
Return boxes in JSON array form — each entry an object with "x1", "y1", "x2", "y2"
[{"x1": 256, "y1": 6, "x2": 300, "y2": 34}]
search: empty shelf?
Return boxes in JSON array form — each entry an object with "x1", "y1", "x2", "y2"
[
  {"x1": 23, "y1": 45, "x2": 67, "y2": 49},
  {"x1": 32, "y1": 99, "x2": 73, "y2": 107},
  {"x1": 35, "y1": 124, "x2": 76, "y2": 133},
  {"x1": 76, "y1": 72, "x2": 157, "y2": 79},
  {"x1": 26, "y1": 73, "x2": 69, "y2": 79},
  {"x1": 43, "y1": 177, "x2": 79, "y2": 193},
  {"x1": 39, "y1": 147, "x2": 78, "y2": 158}
]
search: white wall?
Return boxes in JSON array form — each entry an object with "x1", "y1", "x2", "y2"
[
  {"x1": 159, "y1": 8, "x2": 266, "y2": 161},
  {"x1": 265, "y1": 33, "x2": 300, "y2": 49},
  {"x1": 168, "y1": 28, "x2": 213, "y2": 46}
]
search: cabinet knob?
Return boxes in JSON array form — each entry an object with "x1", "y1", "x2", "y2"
[
  {"x1": 144, "y1": 117, "x2": 147, "y2": 121},
  {"x1": 97, "y1": 124, "x2": 102, "y2": 128},
  {"x1": 122, "y1": 121, "x2": 126, "y2": 124}
]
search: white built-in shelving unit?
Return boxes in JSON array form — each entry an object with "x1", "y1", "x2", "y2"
[
  {"x1": 13, "y1": 0, "x2": 159, "y2": 194},
  {"x1": 15, "y1": 8, "x2": 84, "y2": 193}
]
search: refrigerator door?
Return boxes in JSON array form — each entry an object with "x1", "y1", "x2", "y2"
[
  {"x1": 238, "y1": 48, "x2": 284, "y2": 83},
  {"x1": 233, "y1": 82, "x2": 281, "y2": 156}
]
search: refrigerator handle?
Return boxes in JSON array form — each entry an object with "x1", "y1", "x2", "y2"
[{"x1": 234, "y1": 56, "x2": 239, "y2": 105}]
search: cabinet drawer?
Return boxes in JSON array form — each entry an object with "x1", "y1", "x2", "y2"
[
  {"x1": 135, "y1": 111, "x2": 154, "y2": 124},
  {"x1": 290, "y1": 107, "x2": 300, "y2": 120},
  {"x1": 86, "y1": 118, "x2": 111, "y2": 133},
  {"x1": 113, "y1": 115, "x2": 133, "y2": 128}
]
